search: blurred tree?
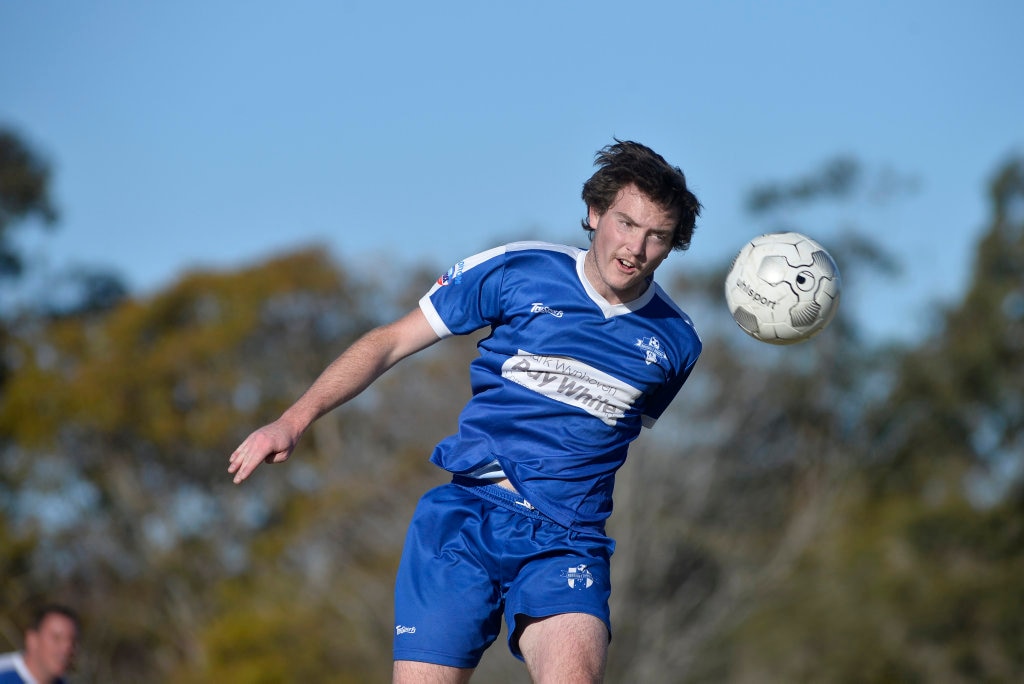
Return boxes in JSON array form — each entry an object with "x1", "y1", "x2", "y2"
[
  {"x1": 0, "y1": 127, "x2": 57, "y2": 392},
  {"x1": 1, "y1": 248, "x2": 377, "y2": 680},
  {"x1": 679, "y1": 155, "x2": 1024, "y2": 683},
  {"x1": 1, "y1": 247, "x2": 498, "y2": 682},
  {"x1": 871, "y1": 156, "x2": 1024, "y2": 499},
  {"x1": 0, "y1": 126, "x2": 128, "y2": 392},
  {"x1": 0, "y1": 127, "x2": 58, "y2": 281},
  {"x1": 0, "y1": 126, "x2": 69, "y2": 634}
]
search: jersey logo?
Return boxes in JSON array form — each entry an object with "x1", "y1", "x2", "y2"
[
  {"x1": 561, "y1": 564, "x2": 595, "y2": 590},
  {"x1": 395, "y1": 625, "x2": 417, "y2": 635},
  {"x1": 436, "y1": 260, "x2": 466, "y2": 286},
  {"x1": 635, "y1": 336, "x2": 668, "y2": 366},
  {"x1": 530, "y1": 302, "x2": 564, "y2": 318},
  {"x1": 502, "y1": 351, "x2": 642, "y2": 426}
]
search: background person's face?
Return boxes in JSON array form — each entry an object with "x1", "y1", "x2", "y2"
[{"x1": 25, "y1": 614, "x2": 78, "y2": 679}]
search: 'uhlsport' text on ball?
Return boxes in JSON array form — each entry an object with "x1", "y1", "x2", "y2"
[{"x1": 724, "y1": 231, "x2": 841, "y2": 345}]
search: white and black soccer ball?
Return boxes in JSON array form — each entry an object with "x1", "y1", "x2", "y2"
[{"x1": 724, "y1": 231, "x2": 842, "y2": 345}]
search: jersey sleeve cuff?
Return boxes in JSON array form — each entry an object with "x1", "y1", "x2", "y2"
[{"x1": 418, "y1": 294, "x2": 455, "y2": 339}]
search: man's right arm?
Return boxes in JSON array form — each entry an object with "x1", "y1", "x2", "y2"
[{"x1": 228, "y1": 307, "x2": 441, "y2": 484}]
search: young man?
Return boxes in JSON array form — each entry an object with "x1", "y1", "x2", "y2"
[
  {"x1": 229, "y1": 140, "x2": 703, "y2": 683},
  {"x1": 0, "y1": 605, "x2": 79, "y2": 684}
]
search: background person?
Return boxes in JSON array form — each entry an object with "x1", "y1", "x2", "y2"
[{"x1": 0, "y1": 605, "x2": 79, "y2": 684}]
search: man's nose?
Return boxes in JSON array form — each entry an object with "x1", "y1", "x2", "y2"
[{"x1": 625, "y1": 231, "x2": 646, "y2": 257}]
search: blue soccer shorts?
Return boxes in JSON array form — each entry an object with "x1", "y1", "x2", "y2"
[{"x1": 392, "y1": 477, "x2": 615, "y2": 668}]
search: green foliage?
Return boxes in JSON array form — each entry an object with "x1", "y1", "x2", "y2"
[
  {"x1": 690, "y1": 486, "x2": 1023, "y2": 683},
  {"x1": 184, "y1": 596, "x2": 382, "y2": 684},
  {"x1": 0, "y1": 127, "x2": 57, "y2": 280},
  {"x1": 678, "y1": 156, "x2": 1024, "y2": 683},
  {"x1": 0, "y1": 247, "x2": 390, "y2": 681},
  {"x1": 746, "y1": 157, "x2": 862, "y2": 213},
  {"x1": 868, "y1": 157, "x2": 1024, "y2": 500}
]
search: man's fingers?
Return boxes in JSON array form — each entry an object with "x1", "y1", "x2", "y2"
[
  {"x1": 228, "y1": 438, "x2": 261, "y2": 484},
  {"x1": 228, "y1": 427, "x2": 292, "y2": 484}
]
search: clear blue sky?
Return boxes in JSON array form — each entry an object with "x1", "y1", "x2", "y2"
[{"x1": 2, "y1": 1, "x2": 1021, "y2": 343}]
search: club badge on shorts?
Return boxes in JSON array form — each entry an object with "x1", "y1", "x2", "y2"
[{"x1": 562, "y1": 564, "x2": 595, "y2": 590}]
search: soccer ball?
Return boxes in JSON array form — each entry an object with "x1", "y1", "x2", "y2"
[{"x1": 724, "y1": 232, "x2": 841, "y2": 345}]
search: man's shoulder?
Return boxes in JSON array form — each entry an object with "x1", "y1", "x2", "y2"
[
  {"x1": 440, "y1": 242, "x2": 577, "y2": 280},
  {"x1": 504, "y1": 240, "x2": 580, "y2": 258},
  {"x1": 649, "y1": 282, "x2": 698, "y2": 324},
  {"x1": 502, "y1": 241, "x2": 581, "y2": 276}
]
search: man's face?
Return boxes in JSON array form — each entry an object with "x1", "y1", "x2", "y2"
[
  {"x1": 25, "y1": 613, "x2": 78, "y2": 680},
  {"x1": 584, "y1": 184, "x2": 675, "y2": 305}
]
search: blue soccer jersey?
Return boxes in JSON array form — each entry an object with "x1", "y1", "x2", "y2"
[
  {"x1": 0, "y1": 653, "x2": 32, "y2": 684},
  {"x1": 419, "y1": 242, "x2": 702, "y2": 530}
]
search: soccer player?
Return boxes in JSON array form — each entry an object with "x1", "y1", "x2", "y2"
[
  {"x1": 229, "y1": 140, "x2": 703, "y2": 683},
  {"x1": 0, "y1": 605, "x2": 79, "y2": 684}
]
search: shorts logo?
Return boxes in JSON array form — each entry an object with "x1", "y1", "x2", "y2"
[
  {"x1": 635, "y1": 336, "x2": 668, "y2": 366},
  {"x1": 561, "y1": 564, "x2": 595, "y2": 590},
  {"x1": 395, "y1": 625, "x2": 417, "y2": 635}
]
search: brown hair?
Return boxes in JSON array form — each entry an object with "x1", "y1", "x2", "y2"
[{"x1": 581, "y1": 139, "x2": 701, "y2": 251}]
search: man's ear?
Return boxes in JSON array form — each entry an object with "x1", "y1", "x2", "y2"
[{"x1": 587, "y1": 206, "x2": 600, "y2": 229}]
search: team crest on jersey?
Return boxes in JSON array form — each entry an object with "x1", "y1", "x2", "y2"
[
  {"x1": 635, "y1": 336, "x2": 668, "y2": 366},
  {"x1": 561, "y1": 564, "x2": 595, "y2": 590},
  {"x1": 437, "y1": 260, "x2": 466, "y2": 286}
]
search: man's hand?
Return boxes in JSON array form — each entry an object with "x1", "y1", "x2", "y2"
[{"x1": 228, "y1": 420, "x2": 301, "y2": 484}]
